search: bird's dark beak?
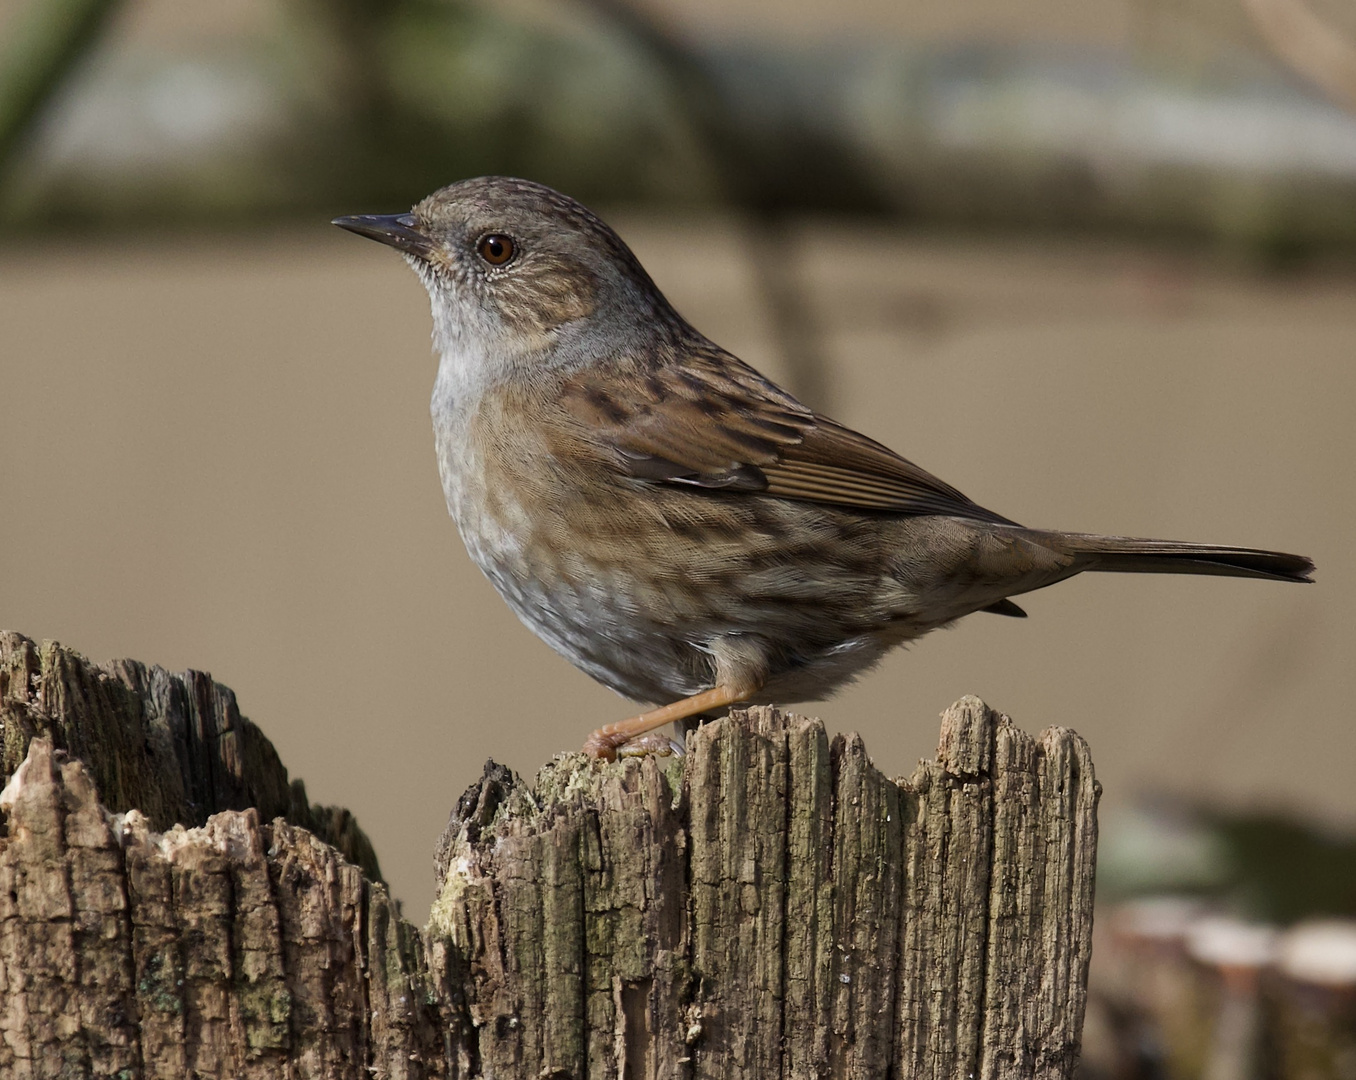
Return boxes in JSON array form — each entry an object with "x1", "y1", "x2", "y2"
[{"x1": 331, "y1": 213, "x2": 435, "y2": 259}]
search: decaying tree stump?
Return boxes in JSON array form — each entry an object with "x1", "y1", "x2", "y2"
[
  {"x1": 0, "y1": 632, "x2": 1100, "y2": 1078},
  {"x1": 0, "y1": 631, "x2": 381, "y2": 883}
]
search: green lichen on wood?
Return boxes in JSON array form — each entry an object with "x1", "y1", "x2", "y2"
[{"x1": 136, "y1": 952, "x2": 184, "y2": 1016}]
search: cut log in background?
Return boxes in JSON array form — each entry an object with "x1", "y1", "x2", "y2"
[{"x1": 0, "y1": 631, "x2": 1100, "y2": 1078}]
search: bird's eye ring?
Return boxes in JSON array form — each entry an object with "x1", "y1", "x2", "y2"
[{"x1": 476, "y1": 234, "x2": 516, "y2": 266}]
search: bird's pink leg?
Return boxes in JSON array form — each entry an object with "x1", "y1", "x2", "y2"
[{"x1": 583, "y1": 684, "x2": 755, "y2": 761}]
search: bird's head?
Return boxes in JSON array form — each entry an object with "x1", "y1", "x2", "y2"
[{"x1": 334, "y1": 176, "x2": 678, "y2": 375}]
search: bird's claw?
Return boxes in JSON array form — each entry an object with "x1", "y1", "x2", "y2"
[{"x1": 617, "y1": 734, "x2": 685, "y2": 758}]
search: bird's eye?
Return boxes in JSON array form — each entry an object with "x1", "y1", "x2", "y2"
[{"x1": 476, "y1": 234, "x2": 516, "y2": 266}]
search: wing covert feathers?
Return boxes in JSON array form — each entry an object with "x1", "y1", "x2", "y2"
[{"x1": 560, "y1": 347, "x2": 1014, "y2": 523}]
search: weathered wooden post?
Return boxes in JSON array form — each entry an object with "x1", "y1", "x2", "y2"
[{"x1": 0, "y1": 631, "x2": 1099, "y2": 1078}]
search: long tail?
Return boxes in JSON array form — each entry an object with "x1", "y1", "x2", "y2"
[{"x1": 1036, "y1": 531, "x2": 1315, "y2": 583}]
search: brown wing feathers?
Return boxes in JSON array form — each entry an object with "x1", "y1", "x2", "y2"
[
  {"x1": 562, "y1": 348, "x2": 1014, "y2": 524},
  {"x1": 766, "y1": 419, "x2": 1017, "y2": 523}
]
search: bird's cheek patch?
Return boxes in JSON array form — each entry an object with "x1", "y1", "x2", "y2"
[{"x1": 502, "y1": 259, "x2": 599, "y2": 333}]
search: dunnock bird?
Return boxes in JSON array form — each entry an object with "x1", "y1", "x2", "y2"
[{"x1": 334, "y1": 177, "x2": 1313, "y2": 760}]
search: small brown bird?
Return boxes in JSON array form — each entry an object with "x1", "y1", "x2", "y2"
[{"x1": 334, "y1": 177, "x2": 1314, "y2": 760}]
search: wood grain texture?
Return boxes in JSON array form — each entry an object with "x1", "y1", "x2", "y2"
[
  {"x1": 431, "y1": 700, "x2": 1100, "y2": 1079},
  {"x1": 0, "y1": 631, "x2": 381, "y2": 883},
  {"x1": 0, "y1": 632, "x2": 1099, "y2": 1078},
  {"x1": 0, "y1": 737, "x2": 445, "y2": 1079}
]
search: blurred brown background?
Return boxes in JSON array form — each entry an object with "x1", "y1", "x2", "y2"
[{"x1": 1, "y1": 0, "x2": 1354, "y2": 941}]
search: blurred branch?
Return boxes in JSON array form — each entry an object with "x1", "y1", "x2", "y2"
[
  {"x1": 579, "y1": 0, "x2": 835, "y2": 411},
  {"x1": 0, "y1": 0, "x2": 126, "y2": 178},
  {"x1": 1243, "y1": 0, "x2": 1356, "y2": 113}
]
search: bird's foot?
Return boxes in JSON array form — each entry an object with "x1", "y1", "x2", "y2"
[
  {"x1": 582, "y1": 728, "x2": 685, "y2": 760},
  {"x1": 617, "y1": 733, "x2": 685, "y2": 758},
  {"x1": 581, "y1": 727, "x2": 628, "y2": 761}
]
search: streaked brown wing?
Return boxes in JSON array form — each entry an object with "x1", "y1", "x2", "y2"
[
  {"x1": 764, "y1": 417, "x2": 1014, "y2": 522},
  {"x1": 559, "y1": 347, "x2": 1016, "y2": 525}
]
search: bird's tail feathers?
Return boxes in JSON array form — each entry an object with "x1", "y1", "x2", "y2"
[{"x1": 1037, "y1": 531, "x2": 1314, "y2": 583}]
